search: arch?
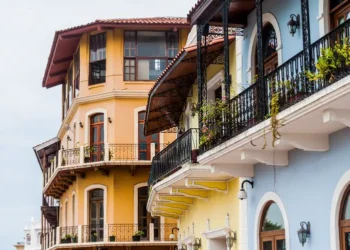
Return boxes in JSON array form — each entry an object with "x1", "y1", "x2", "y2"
[
  {"x1": 134, "y1": 106, "x2": 164, "y2": 145},
  {"x1": 84, "y1": 184, "x2": 107, "y2": 225},
  {"x1": 254, "y1": 192, "x2": 290, "y2": 250},
  {"x1": 84, "y1": 108, "x2": 107, "y2": 144},
  {"x1": 318, "y1": 0, "x2": 330, "y2": 36},
  {"x1": 330, "y1": 169, "x2": 350, "y2": 250},
  {"x1": 247, "y1": 13, "x2": 283, "y2": 83}
]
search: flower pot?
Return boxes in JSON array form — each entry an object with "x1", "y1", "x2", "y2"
[
  {"x1": 109, "y1": 236, "x2": 116, "y2": 242},
  {"x1": 191, "y1": 149, "x2": 199, "y2": 163},
  {"x1": 61, "y1": 239, "x2": 66, "y2": 244},
  {"x1": 91, "y1": 235, "x2": 97, "y2": 242},
  {"x1": 132, "y1": 235, "x2": 141, "y2": 241},
  {"x1": 72, "y1": 237, "x2": 78, "y2": 243},
  {"x1": 66, "y1": 238, "x2": 72, "y2": 243}
]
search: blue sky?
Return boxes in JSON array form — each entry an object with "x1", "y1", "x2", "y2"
[{"x1": 0, "y1": 0, "x2": 197, "y2": 249}]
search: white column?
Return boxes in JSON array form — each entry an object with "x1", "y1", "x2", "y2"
[
  {"x1": 104, "y1": 223, "x2": 109, "y2": 242},
  {"x1": 58, "y1": 149, "x2": 62, "y2": 167},
  {"x1": 239, "y1": 177, "x2": 249, "y2": 250},
  {"x1": 78, "y1": 225, "x2": 82, "y2": 244},
  {"x1": 53, "y1": 156, "x2": 57, "y2": 169},
  {"x1": 149, "y1": 223, "x2": 154, "y2": 242},
  {"x1": 150, "y1": 143, "x2": 156, "y2": 159},
  {"x1": 79, "y1": 146, "x2": 84, "y2": 164},
  {"x1": 56, "y1": 227, "x2": 60, "y2": 244},
  {"x1": 105, "y1": 143, "x2": 110, "y2": 162}
]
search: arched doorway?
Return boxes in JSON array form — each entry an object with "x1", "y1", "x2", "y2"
[
  {"x1": 340, "y1": 186, "x2": 350, "y2": 249},
  {"x1": 90, "y1": 113, "x2": 104, "y2": 162},
  {"x1": 89, "y1": 188, "x2": 104, "y2": 241},
  {"x1": 260, "y1": 202, "x2": 286, "y2": 250}
]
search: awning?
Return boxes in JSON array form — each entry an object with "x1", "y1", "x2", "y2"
[
  {"x1": 144, "y1": 37, "x2": 234, "y2": 136},
  {"x1": 33, "y1": 137, "x2": 60, "y2": 171}
]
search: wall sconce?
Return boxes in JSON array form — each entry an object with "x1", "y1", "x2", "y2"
[
  {"x1": 190, "y1": 103, "x2": 199, "y2": 117},
  {"x1": 108, "y1": 117, "x2": 112, "y2": 123},
  {"x1": 67, "y1": 136, "x2": 72, "y2": 141},
  {"x1": 169, "y1": 227, "x2": 179, "y2": 240},
  {"x1": 193, "y1": 238, "x2": 201, "y2": 250},
  {"x1": 180, "y1": 244, "x2": 187, "y2": 250},
  {"x1": 287, "y1": 14, "x2": 300, "y2": 37},
  {"x1": 79, "y1": 122, "x2": 83, "y2": 128},
  {"x1": 297, "y1": 221, "x2": 310, "y2": 246},
  {"x1": 237, "y1": 180, "x2": 254, "y2": 200},
  {"x1": 226, "y1": 230, "x2": 237, "y2": 249}
]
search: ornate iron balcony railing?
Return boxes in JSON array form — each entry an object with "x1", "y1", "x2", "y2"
[
  {"x1": 148, "y1": 128, "x2": 199, "y2": 187},
  {"x1": 201, "y1": 18, "x2": 350, "y2": 153}
]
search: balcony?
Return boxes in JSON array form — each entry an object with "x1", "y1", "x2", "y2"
[
  {"x1": 200, "y1": 18, "x2": 350, "y2": 154},
  {"x1": 43, "y1": 143, "x2": 167, "y2": 198},
  {"x1": 148, "y1": 129, "x2": 199, "y2": 188},
  {"x1": 45, "y1": 223, "x2": 177, "y2": 250}
]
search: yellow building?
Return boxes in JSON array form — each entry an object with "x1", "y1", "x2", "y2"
[
  {"x1": 144, "y1": 24, "x2": 251, "y2": 249},
  {"x1": 33, "y1": 17, "x2": 190, "y2": 250}
]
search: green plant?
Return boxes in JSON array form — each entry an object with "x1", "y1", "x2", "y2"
[
  {"x1": 65, "y1": 234, "x2": 72, "y2": 240},
  {"x1": 133, "y1": 230, "x2": 144, "y2": 237}
]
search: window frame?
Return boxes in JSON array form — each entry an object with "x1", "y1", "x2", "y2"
[
  {"x1": 89, "y1": 32, "x2": 107, "y2": 86},
  {"x1": 340, "y1": 185, "x2": 350, "y2": 250},
  {"x1": 123, "y1": 30, "x2": 179, "y2": 81},
  {"x1": 330, "y1": 0, "x2": 350, "y2": 29}
]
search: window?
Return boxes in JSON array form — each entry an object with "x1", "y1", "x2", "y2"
[
  {"x1": 330, "y1": 0, "x2": 350, "y2": 28},
  {"x1": 74, "y1": 49, "x2": 80, "y2": 97},
  {"x1": 72, "y1": 194, "x2": 76, "y2": 226},
  {"x1": 90, "y1": 114, "x2": 104, "y2": 162},
  {"x1": 340, "y1": 186, "x2": 350, "y2": 250},
  {"x1": 89, "y1": 33, "x2": 106, "y2": 85},
  {"x1": 124, "y1": 31, "x2": 179, "y2": 81},
  {"x1": 89, "y1": 189, "x2": 104, "y2": 242},
  {"x1": 138, "y1": 111, "x2": 160, "y2": 160},
  {"x1": 260, "y1": 202, "x2": 286, "y2": 250}
]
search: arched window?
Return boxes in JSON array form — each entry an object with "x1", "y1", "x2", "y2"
[
  {"x1": 90, "y1": 113, "x2": 104, "y2": 162},
  {"x1": 138, "y1": 111, "x2": 159, "y2": 160},
  {"x1": 72, "y1": 194, "x2": 76, "y2": 226},
  {"x1": 340, "y1": 186, "x2": 350, "y2": 249},
  {"x1": 89, "y1": 189, "x2": 104, "y2": 242},
  {"x1": 260, "y1": 202, "x2": 286, "y2": 250},
  {"x1": 330, "y1": 0, "x2": 350, "y2": 28},
  {"x1": 255, "y1": 23, "x2": 278, "y2": 76}
]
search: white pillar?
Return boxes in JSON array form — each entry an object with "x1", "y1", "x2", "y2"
[
  {"x1": 79, "y1": 146, "x2": 84, "y2": 164},
  {"x1": 149, "y1": 223, "x2": 154, "y2": 242},
  {"x1": 150, "y1": 143, "x2": 156, "y2": 159},
  {"x1": 78, "y1": 225, "x2": 82, "y2": 244},
  {"x1": 104, "y1": 223, "x2": 109, "y2": 242},
  {"x1": 105, "y1": 143, "x2": 110, "y2": 162},
  {"x1": 58, "y1": 149, "x2": 62, "y2": 167},
  {"x1": 56, "y1": 227, "x2": 60, "y2": 244}
]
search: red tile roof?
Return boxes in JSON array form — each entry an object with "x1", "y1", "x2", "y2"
[
  {"x1": 43, "y1": 17, "x2": 190, "y2": 88},
  {"x1": 187, "y1": 0, "x2": 205, "y2": 21}
]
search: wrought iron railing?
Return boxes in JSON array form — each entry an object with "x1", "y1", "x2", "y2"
[
  {"x1": 108, "y1": 224, "x2": 139, "y2": 242},
  {"x1": 201, "y1": 18, "x2": 350, "y2": 153},
  {"x1": 60, "y1": 226, "x2": 78, "y2": 243},
  {"x1": 148, "y1": 128, "x2": 199, "y2": 187},
  {"x1": 83, "y1": 144, "x2": 105, "y2": 163},
  {"x1": 81, "y1": 224, "x2": 104, "y2": 243},
  {"x1": 109, "y1": 143, "x2": 168, "y2": 161},
  {"x1": 61, "y1": 148, "x2": 80, "y2": 166}
]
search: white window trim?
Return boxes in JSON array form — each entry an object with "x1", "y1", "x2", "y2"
[
  {"x1": 247, "y1": 13, "x2": 283, "y2": 83},
  {"x1": 84, "y1": 108, "x2": 107, "y2": 144},
  {"x1": 318, "y1": 0, "x2": 330, "y2": 37},
  {"x1": 330, "y1": 169, "x2": 350, "y2": 250},
  {"x1": 134, "y1": 106, "x2": 164, "y2": 144},
  {"x1": 84, "y1": 184, "x2": 107, "y2": 225},
  {"x1": 72, "y1": 191, "x2": 77, "y2": 226},
  {"x1": 254, "y1": 192, "x2": 290, "y2": 250}
]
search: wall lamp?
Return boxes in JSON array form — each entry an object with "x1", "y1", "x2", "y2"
[
  {"x1": 297, "y1": 221, "x2": 310, "y2": 246},
  {"x1": 79, "y1": 122, "x2": 83, "y2": 128},
  {"x1": 193, "y1": 238, "x2": 201, "y2": 250},
  {"x1": 108, "y1": 117, "x2": 112, "y2": 123},
  {"x1": 169, "y1": 227, "x2": 179, "y2": 240},
  {"x1": 180, "y1": 244, "x2": 187, "y2": 250},
  {"x1": 226, "y1": 230, "x2": 237, "y2": 249},
  {"x1": 190, "y1": 102, "x2": 199, "y2": 117},
  {"x1": 287, "y1": 14, "x2": 300, "y2": 37},
  {"x1": 67, "y1": 136, "x2": 72, "y2": 141},
  {"x1": 237, "y1": 180, "x2": 254, "y2": 200}
]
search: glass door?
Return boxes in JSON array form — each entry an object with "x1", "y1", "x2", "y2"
[
  {"x1": 138, "y1": 111, "x2": 159, "y2": 160},
  {"x1": 90, "y1": 114, "x2": 104, "y2": 162},
  {"x1": 89, "y1": 189, "x2": 104, "y2": 241}
]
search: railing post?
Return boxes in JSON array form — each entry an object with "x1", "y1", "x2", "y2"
[
  {"x1": 56, "y1": 227, "x2": 60, "y2": 244},
  {"x1": 150, "y1": 143, "x2": 156, "y2": 159},
  {"x1": 105, "y1": 143, "x2": 110, "y2": 162},
  {"x1": 78, "y1": 225, "x2": 82, "y2": 244},
  {"x1": 79, "y1": 146, "x2": 84, "y2": 164},
  {"x1": 149, "y1": 223, "x2": 154, "y2": 242},
  {"x1": 104, "y1": 223, "x2": 109, "y2": 242},
  {"x1": 58, "y1": 149, "x2": 62, "y2": 167},
  {"x1": 53, "y1": 156, "x2": 57, "y2": 169}
]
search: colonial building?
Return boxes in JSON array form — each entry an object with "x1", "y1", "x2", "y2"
[
  {"x1": 33, "y1": 17, "x2": 191, "y2": 250},
  {"x1": 145, "y1": 0, "x2": 350, "y2": 250},
  {"x1": 14, "y1": 218, "x2": 41, "y2": 250}
]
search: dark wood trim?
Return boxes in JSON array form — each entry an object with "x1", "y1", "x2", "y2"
[
  {"x1": 49, "y1": 70, "x2": 67, "y2": 77},
  {"x1": 53, "y1": 56, "x2": 74, "y2": 65},
  {"x1": 340, "y1": 184, "x2": 350, "y2": 250}
]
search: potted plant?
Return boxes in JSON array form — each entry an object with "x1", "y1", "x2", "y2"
[
  {"x1": 132, "y1": 230, "x2": 144, "y2": 241},
  {"x1": 91, "y1": 232, "x2": 97, "y2": 242},
  {"x1": 65, "y1": 234, "x2": 72, "y2": 243},
  {"x1": 72, "y1": 234, "x2": 78, "y2": 243},
  {"x1": 61, "y1": 237, "x2": 67, "y2": 244},
  {"x1": 109, "y1": 235, "x2": 116, "y2": 242}
]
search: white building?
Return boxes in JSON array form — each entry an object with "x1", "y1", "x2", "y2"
[{"x1": 14, "y1": 218, "x2": 41, "y2": 250}]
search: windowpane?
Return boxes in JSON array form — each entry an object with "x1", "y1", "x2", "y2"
[
  {"x1": 276, "y1": 239, "x2": 286, "y2": 250},
  {"x1": 90, "y1": 60, "x2": 106, "y2": 85},
  {"x1": 343, "y1": 191, "x2": 350, "y2": 219},
  {"x1": 345, "y1": 232, "x2": 350, "y2": 250},
  {"x1": 138, "y1": 59, "x2": 166, "y2": 80},
  {"x1": 90, "y1": 33, "x2": 106, "y2": 62},
  {"x1": 139, "y1": 125, "x2": 146, "y2": 140},
  {"x1": 137, "y1": 31, "x2": 166, "y2": 57},
  {"x1": 262, "y1": 241, "x2": 272, "y2": 250},
  {"x1": 167, "y1": 32, "x2": 179, "y2": 58},
  {"x1": 262, "y1": 203, "x2": 285, "y2": 231}
]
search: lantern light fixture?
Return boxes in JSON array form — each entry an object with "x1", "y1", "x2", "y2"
[
  {"x1": 193, "y1": 238, "x2": 201, "y2": 250},
  {"x1": 297, "y1": 221, "x2": 310, "y2": 246},
  {"x1": 108, "y1": 117, "x2": 112, "y2": 123},
  {"x1": 79, "y1": 122, "x2": 83, "y2": 128},
  {"x1": 237, "y1": 180, "x2": 254, "y2": 200},
  {"x1": 169, "y1": 227, "x2": 179, "y2": 240},
  {"x1": 287, "y1": 14, "x2": 300, "y2": 37},
  {"x1": 226, "y1": 230, "x2": 237, "y2": 249},
  {"x1": 180, "y1": 244, "x2": 187, "y2": 250}
]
